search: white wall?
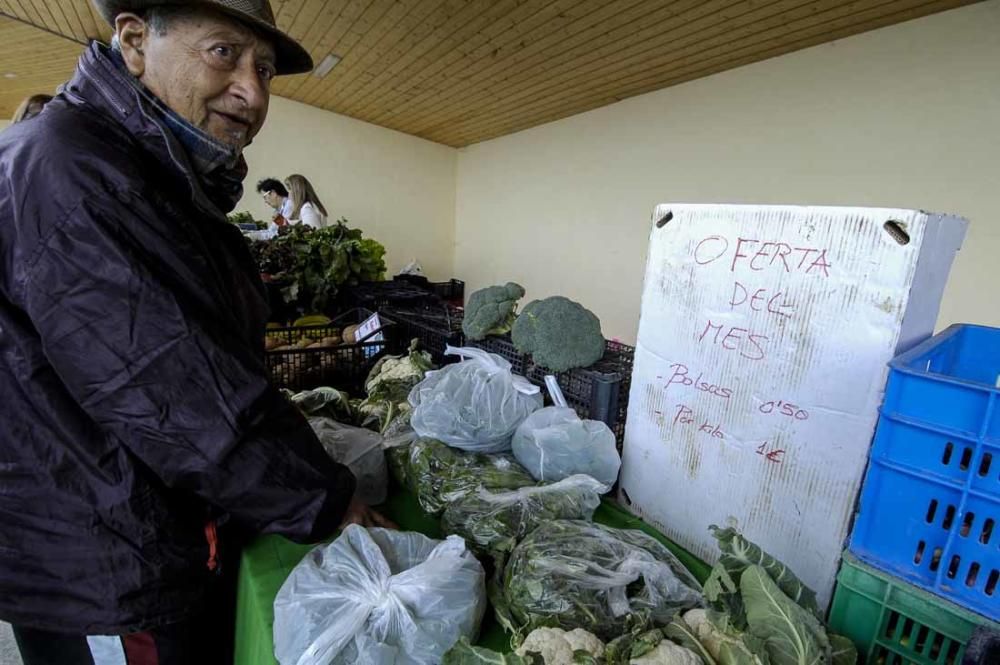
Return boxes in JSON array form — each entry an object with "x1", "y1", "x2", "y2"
[
  {"x1": 454, "y1": 1, "x2": 1000, "y2": 343},
  {"x1": 239, "y1": 96, "x2": 457, "y2": 280}
]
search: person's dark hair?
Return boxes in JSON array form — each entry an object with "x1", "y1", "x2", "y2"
[
  {"x1": 11, "y1": 94, "x2": 53, "y2": 123},
  {"x1": 256, "y1": 178, "x2": 288, "y2": 198}
]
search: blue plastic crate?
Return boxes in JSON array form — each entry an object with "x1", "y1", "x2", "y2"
[{"x1": 851, "y1": 324, "x2": 1000, "y2": 619}]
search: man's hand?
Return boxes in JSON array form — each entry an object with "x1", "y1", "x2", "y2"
[{"x1": 339, "y1": 496, "x2": 398, "y2": 530}]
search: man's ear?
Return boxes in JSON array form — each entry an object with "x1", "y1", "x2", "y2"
[{"x1": 115, "y1": 13, "x2": 149, "y2": 78}]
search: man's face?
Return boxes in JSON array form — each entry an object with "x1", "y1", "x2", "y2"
[
  {"x1": 262, "y1": 190, "x2": 281, "y2": 209},
  {"x1": 117, "y1": 9, "x2": 276, "y2": 150}
]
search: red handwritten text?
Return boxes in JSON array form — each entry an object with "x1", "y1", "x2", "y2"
[
  {"x1": 759, "y1": 400, "x2": 809, "y2": 420},
  {"x1": 755, "y1": 442, "x2": 787, "y2": 464},
  {"x1": 665, "y1": 363, "x2": 734, "y2": 399},
  {"x1": 673, "y1": 405, "x2": 726, "y2": 440},
  {"x1": 730, "y1": 282, "x2": 795, "y2": 319},
  {"x1": 699, "y1": 422, "x2": 725, "y2": 439},
  {"x1": 699, "y1": 320, "x2": 769, "y2": 361},
  {"x1": 693, "y1": 236, "x2": 832, "y2": 277}
]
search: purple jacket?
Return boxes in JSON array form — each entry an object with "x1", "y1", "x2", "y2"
[{"x1": 0, "y1": 45, "x2": 355, "y2": 633}]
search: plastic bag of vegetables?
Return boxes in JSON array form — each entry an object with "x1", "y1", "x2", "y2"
[
  {"x1": 273, "y1": 526, "x2": 486, "y2": 665},
  {"x1": 409, "y1": 346, "x2": 543, "y2": 453},
  {"x1": 357, "y1": 340, "x2": 434, "y2": 433},
  {"x1": 308, "y1": 417, "x2": 387, "y2": 505},
  {"x1": 388, "y1": 438, "x2": 537, "y2": 515},
  {"x1": 287, "y1": 386, "x2": 356, "y2": 422},
  {"x1": 512, "y1": 376, "x2": 621, "y2": 489},
  {"x1": 441, "y1": 475, "x2": 605, "y2": 558},
  {"x1": 494, "y1": 520, "x2": 703, "y2": 643}
]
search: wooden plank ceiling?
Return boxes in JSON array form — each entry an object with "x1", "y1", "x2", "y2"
[{"x1": 0, "y1": 0, "x2": 980, "y2": 145}]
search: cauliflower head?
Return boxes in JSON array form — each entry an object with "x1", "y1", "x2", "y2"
[
  {"x1": 629, "y1": 641, "x2": 703, "y2": 665},
  {"x1": 516, "y1": 627, "x2": 605, "y2": 665}
]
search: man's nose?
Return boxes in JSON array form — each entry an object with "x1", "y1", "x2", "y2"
[{"x1": 230, "y1": 57, "x2": 269, "y2": 115}]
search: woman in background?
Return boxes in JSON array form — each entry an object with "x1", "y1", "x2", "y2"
[
  {"x1": 11, "y1": 94, "x2": 53, "y2": 123},
  {"x1": 285, "y1": 174, "x2": 329, "y2": 228}
]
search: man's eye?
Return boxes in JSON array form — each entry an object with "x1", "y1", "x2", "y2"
[
  {"x1": 258, "y1": 65, "x2": 276, "y2": 82},
  {"x1": 212, "y1": 45, "x2": 235, "y2": 60}
]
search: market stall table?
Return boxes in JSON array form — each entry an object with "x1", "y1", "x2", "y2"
[{"x1": 234, "y1": 489, "x2": 710, "y2": 664}]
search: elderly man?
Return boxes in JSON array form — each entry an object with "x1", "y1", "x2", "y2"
[{"x1": 0, "y1": 2, "x2": 389, "y2": 663}]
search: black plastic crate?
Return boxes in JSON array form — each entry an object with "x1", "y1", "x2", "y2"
[
  {"x1": 383, "y1": 304, "x2": 465, "y2": 367},
  {"x1": 339, "y1": 280, "x2": 441, "y2": 311},
  {"x1": 468, "y1": 336, "x2": 634, "y2": 446},
  {"x1": 393, "y1": 275, "x2": 465, "y2": 305},
  {"x1": 264, "y1": 308, "x2": 396, "y2": 394},
  {"x1": 468, "y1": 335, "x2": 530, "y2": 374},
  {"x1": 429, "y1": 279, "x2": 464, "y2": 305}
]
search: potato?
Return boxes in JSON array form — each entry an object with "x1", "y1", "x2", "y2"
[
  {"x1": 341, "y1": 325, "x2": 360, "y2": 344},
  {"x1": 264, "y1": 337, "x2": 283, "y2": 351},
  {"x1": 319, "y1": 336, "x2": 341, "y2": 347}
]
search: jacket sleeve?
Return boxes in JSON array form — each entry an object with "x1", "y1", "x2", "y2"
[{"x1": 19, "y1": 190, "x2": 356, "y2": 544}]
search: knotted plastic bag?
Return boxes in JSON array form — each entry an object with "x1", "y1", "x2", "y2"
[
  {"x1": 274, "y1": 526, "x2": 486, "y2": 665},
  {"x1": 409, "y1": 346, "x2": 543, "y2": 453},
  {"x1": 512, "y1": 376, "x2": 621, "y2": 489}
]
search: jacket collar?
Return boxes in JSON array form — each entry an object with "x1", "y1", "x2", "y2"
[{"x1": 63, "y1": 42, "x2": 247, "y2": 216}]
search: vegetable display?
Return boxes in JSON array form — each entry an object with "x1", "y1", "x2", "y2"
[
  {"x1": 357, "y1": 340, "x2": 434, "y2": 433},
  {"x1": 444, "y1": 625, "x2": 706, "y2": 665},
  {"x1": 285, "y1": 386, "x2": 356, "y2": 423},
  {"x1": 463, "y1": 283, "x2": 526, "y2": 341},
  {"x1": 387, "y1": 438, "x2": 537, "y2": 515},
  {"x1": 274, "y1": 527, "x2": 486, "y2": 665},
  {"x1": 668, "y1": 527, "x2": 859, "y2": 665},
  {"x1": 516, "y1": 627, "x2": 606, "y2": 663},
  {"x1": 409, "y1": 346, "x2": 544, "y2": 453},
  {"x1": 227, "y1": 210, "x2": 266, "y2": 228},
  {"x1": 441, "y1": 475, "x2": 605, "y2": 559},
  {"x1": 493, "y1": 520, "x2": 703, "y2": 643},
  {"x1": 248, "y1": 219, "x2": 386, "y2": 316},
  {"x1": 443, "y1": 639, "x2": 543, "y2": 664},
  {"x1": 511, "y1": 296, "x2": 605, "y2": 372}
]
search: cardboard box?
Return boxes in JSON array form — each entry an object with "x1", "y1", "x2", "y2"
[{"x1": 618, "y1": 204, "x2": 968, "y2": 605}]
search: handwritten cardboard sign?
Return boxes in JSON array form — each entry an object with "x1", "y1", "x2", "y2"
[{"x1": 619, "y1": 204, "x2": 967, "y2": 605}]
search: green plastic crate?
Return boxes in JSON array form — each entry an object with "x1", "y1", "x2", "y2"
[{"x1": 830, "y1": 552, "x2": 999, "y2": 664}]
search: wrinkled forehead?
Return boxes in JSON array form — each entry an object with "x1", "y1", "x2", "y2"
[{"x1": 154, "y1": 6, "x2": 277, "y2": 61}]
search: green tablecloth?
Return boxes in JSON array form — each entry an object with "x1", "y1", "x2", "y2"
[{"x1": 234, "y1": 491, "x2": 711, "y2": 665}]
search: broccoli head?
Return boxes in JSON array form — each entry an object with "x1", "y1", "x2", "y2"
[
  {"x1": 462, "y1": 282, "x2": 526, "y2": 341},
  {"x1": 511, "y1": 296, "x2": 605, "y2": 372}
]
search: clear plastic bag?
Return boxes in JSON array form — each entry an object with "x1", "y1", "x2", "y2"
[
  {"x1": 441, "y1": 475, "x2": 605, "y2": 557},
  {"x1": 495, "y1": 520, "x2": 703, "y2": 642},
  {"x1": 409, "y1": 346, "x2": 543, "y2": 453},
  {"x1": 289, "y1": 387, "x2": 356, "y2": 423},
  {"x1": 274, "y1": 526, "x2": 487, "y2": 665},
  {"x1": 512, "y1": 376, "x2": 621, "y2": 489},
  {"x1": 308, "y1": 417, "x2": 387, "y2": 505},
  {"x1": 387, "y1": 438, "x2": 536, "y2": 516}
]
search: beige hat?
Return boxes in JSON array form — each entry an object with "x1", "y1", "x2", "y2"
[{"x1": 93, "y1": 0, "x2": 313, "y2": 75}]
